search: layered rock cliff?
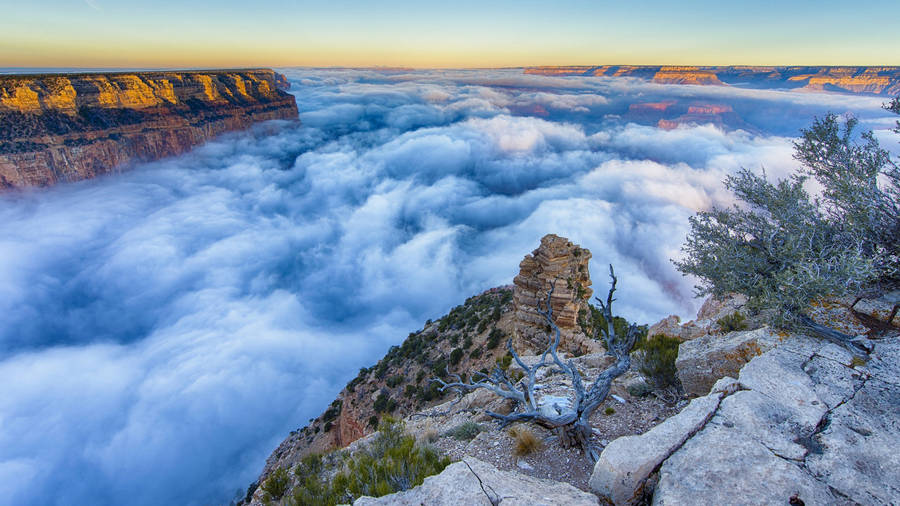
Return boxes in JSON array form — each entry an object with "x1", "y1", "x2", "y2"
[
  {"x1": 525, "y1": 65, "x2": 900, "y2": 96},
  {"x1": 512, "y1": 234, "x2": 602, "y2": 355},
  {"x1": 0, "y1": 69, "x2": 298, "y2": 189}
]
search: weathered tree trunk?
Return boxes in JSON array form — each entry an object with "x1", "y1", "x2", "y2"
[{"x1": 795, "y1": 312, "x2": 873, "y2": 356}]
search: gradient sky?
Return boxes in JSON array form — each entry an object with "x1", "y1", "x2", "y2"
[{"x1": 2, "y1": 1, "x2": 900, "y2": 69}]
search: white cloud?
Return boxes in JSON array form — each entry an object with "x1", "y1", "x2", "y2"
[{"x1": 0, "y1": 67, "x2": 895, "y2": 505}]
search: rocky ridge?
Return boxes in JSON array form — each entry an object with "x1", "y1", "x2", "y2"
[
  {"x1": 0, "y1": 69, "x2": 298, "y2": 189},
  {"x1": 524, "y1": 65, "x2": 900, "y2": 96}
]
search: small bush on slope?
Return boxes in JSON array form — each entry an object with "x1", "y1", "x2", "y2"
[
  {"x1": 716, "y1": 312, "x2": 748, "y2": 333},
  {"x1": 260, "y1": 467, "x2": 289, "y2": 504},
  {"x1": 445, "y1": 421, "x2": 483, "y2": 441},
  {"x1": 636, "y1": 334, "x2": 681, "y2": 389},
  {"x1": 287, "y1": 417, "x2": 450, "y2": 506}
]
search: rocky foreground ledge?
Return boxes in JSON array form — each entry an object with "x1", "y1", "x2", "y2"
[
  {"x1": 245, "y1": 235, "x2": 899, "y2": 505},
  {"x1": 0, "y1": 69, "x2": 298, "y2": 189}
]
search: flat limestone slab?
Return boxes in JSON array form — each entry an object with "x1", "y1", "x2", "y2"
[{"x1": 354, "y1": 457, "x2": 598, "y2": 506}]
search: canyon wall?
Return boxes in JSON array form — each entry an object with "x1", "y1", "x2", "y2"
[
  {"x1": 524, "y1": 65, "x2": 900, "y2": 96},
  {"x1": 0, "y1": 69, "x2": 298, "y2": 189}
]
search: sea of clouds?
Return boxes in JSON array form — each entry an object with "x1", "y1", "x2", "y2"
[{"x1": 0, "y1": 68, "x2": 896, "y2": 505}]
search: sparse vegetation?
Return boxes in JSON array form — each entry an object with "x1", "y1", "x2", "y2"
[
  {"x1": 260, "y1": 467, "x2": 289, "y2": 504},
  {"x1": 716, "y1": 312, "x2": 748, "y2": 333},
  {"x1": 486, "y1": 328, "x2": 504, "y2": 349},
  {"x1": 449, "y1": 348, "x2": 464, "y2": 366},
  {"x1": 636, "y1": 334, "x2": 681, "y2": 389},
  {"x1": 509, "y1": 425, "x2": 543, "y2": 456},
  {"x1": 445, "y1": 421, "x2": 484, "y2": 441},
  {"x1": 373, "y1": 392, "x2": 397, "y2": 413},
  {"x1": 604, "y1": 406, "x2": 615, "y2": 416},
  {"x1": 286, "y1": 418, "x2": 450, "y2": 506}
]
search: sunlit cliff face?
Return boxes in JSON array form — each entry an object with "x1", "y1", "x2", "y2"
[
  {"x1": 524, "y1": 65, "x2": 900, "y2": 96},
  {"x1": 0, "y1": 68, "x2": 895, "y2": 506}
]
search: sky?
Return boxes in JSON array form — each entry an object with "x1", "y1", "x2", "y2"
[
  {"x1": 0, "y1": 68, "x2": 897, "y2": 505},
  {"x1": 2, "y1": 0, "x2": 900, "y2": 68}
]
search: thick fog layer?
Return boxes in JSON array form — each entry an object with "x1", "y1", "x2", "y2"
[{"x1": 0, "y1": 68, "x2": 895, "y2": 505}]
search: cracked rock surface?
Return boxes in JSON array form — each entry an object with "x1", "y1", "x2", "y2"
[
  {"x1": 591, "y1": 331, "x2": 899, "y2": 505},
  {"x1": 353, "y1": 457, "x2": 598, "y2": 505},
  {"x1": 655, "y1": 334, "x2": 899, "y2": 505}
]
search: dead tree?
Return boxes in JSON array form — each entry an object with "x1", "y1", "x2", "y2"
[{"x1": 434, "y1": 265, "x2": 639, "y2": 461}]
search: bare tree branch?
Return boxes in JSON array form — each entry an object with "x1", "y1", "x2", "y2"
[{"x1": 431, "y1": 264, "x2": 637, "y2": 461}]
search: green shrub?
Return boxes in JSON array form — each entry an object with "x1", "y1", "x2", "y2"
[
  {"x1": 373, "y1": 393, "x2": 396, "y2": 413},
  {"x1": 674, "y1": 119, "x2": 898, "y2": 348},
  {"x1": 288, "y1": 418, "x2": 450, "y2": 505},
  {"x1": 637, "y1": 334, "x2": 681, "y2": 389},
  {"x1": 431, "y1": 358, "x2": 448, "y2": 376},
  {"x1": 449, "y1": 348, "x2": 464, "y2": 366},
  {"x1": 445, "y1": 421, "x2": 483, "y2": 441},
  {"x1": 386, "y1": 375, "x2": 404, "y2": 388},
  {"x1": 716, "y1": 312, "x2": 748, "y2": 333},
  {"x1": 322, "y1": 400, "x2": 341, "y2": 423},
  {"x1": 416, "y1": 382, "x2": 441, "y2": 403},
  {"x1": 469, "y1": 347, "x2": 482, "y2": 359},
  {"x1": 296, "y1": 453, "x2": 323, "y2": 477},
  {"x1": 404, "y1": 384, "x2": 417, "y2": 397},
  {"x1": 496, "y1": 353, "x2": 512, "y2": 371},
  {"x1": 486, "y1": 328, "x2": 504, "y2": 349},
  {"x1": 261, "y1": 467, "x2": 289, "y2": 503},
  {"x1": 626, "y1": 381, "x2": 651, "y2": 397},
  {"x1": 604, "y1": 407, "x2": 615, "y2": 415}
]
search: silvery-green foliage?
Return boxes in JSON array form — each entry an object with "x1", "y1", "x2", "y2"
[
  {"x1": 793, "y1": 113, "x2": 900, "y2": 272},
  {"x1": 674, "y1": 169, "x2": 876, "y2": 327}
]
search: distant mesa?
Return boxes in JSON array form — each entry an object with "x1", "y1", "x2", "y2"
[
  {"x1": 0, "y1": 69, "x2": 299, "y2": 190},
  {"x1": 524, "y1": 65, "x2": 900, "y2": 96}
]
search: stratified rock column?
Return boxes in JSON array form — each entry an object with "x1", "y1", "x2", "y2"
[{"x1": 513, "y1": 234, "x2": 599, "y2": 354}]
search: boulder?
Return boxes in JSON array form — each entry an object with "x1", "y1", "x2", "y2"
[
  {"x1": 647, "y1": 294, "x2": 749, "y2": 342},
  {"x1": 696, "y1": 293, "x2": 749, "y2": 321},
  {"x1": 852, "y1": 291, "x2": 900, "y2": 327},
  {"x1": 589, "y1": 379, "x2": 735, "y2": 504},
  {"x1": 675, "y1": 327, "x2": 780, "y2": 397},
  {"x1": 652, "y1": 333, "x2": 900, "y2": 505},
  {"x1": 354, "y1": 457, "x2": 598, "y2": 505},
  {"x1": 654, "y1": 423, "x2": 838, "y2": 506}
]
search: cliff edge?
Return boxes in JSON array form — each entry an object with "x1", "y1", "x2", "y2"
[
  {"x1": 0, "y1": 68, "x2": 298, "y2": 189},
  {"x1": 524, "y1": 65, "x2": 900, "y2": 96}
]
